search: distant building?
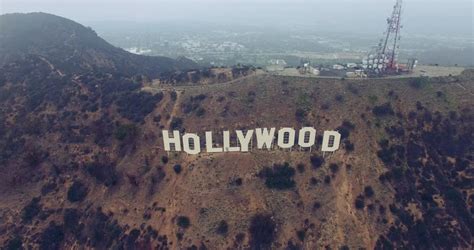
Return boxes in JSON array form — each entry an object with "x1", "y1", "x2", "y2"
[
  {"x1": 125, "y1": 47, "x2": 152, "y2": 55},
  {"x1": 266, "y1": 59, "x2": 287, "y2": 72},
  {"x1": 299, "y1": 62, "x2": 319, "y2": 75},
  {"x1": 346, "y1": 70, "x2": 366, "y2": 78},
  {"x1": 346, "y1": 63, "x2": 358, "y2": 68},
  {"x1": 311, "y1": 68, "x2": 320, "y2": 75},
  {"x1": 268, "y1": 59, "x2": 287, "y2": 66},
  {"x1": 333, "y1": 64, "x2": 345, "y2": 70}
]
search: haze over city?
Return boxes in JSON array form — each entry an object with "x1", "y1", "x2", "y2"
[{"x1": 2, "y1": 0, "x2": 473, "y2": 36}]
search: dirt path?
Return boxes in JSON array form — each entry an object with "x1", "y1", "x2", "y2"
[
  {"x1": 38, "y1": 56, "x2": 65, "y2": 77},
  {"x1": 166, "y1": 90, "x2": 182, "y2": 128}
]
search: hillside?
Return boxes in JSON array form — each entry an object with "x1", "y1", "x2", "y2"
[
  {"x1": 0, "y1": 54, "x2": 473, "y2": 249},
  {"x1": 0, "y1": 13, "x2": 197, "y2": 77},
  {"x1": 0, "y1": 12, "x2": 473, "y2": 250}
]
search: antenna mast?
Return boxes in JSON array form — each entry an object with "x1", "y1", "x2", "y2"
[{"x1": 364, "y1": 0, "x2": 403, "y2": 76}]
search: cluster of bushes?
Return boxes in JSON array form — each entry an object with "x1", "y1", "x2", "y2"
[
  {"x1": 336, "y1": 120, "x2": 356, "y2": 152},
  {"x1": 85, "y1": 208, "x2": 125, "y2": 248},
  {"x1": 295, "y1": 108, "x2": 308, "y2": 123},
  {"x1": 4, "y1": 236, "x2": 23, "y2": 250},
  {"x1": 375, "y1": 107, "x2": 474, "y2": 248},
  {"x1": 296, "y1": 163, "x2": 305, "y2": 173},
  {"x1": 364, "y1": 186, "x2": 375, "y2": 197},
  {"x1": 158, "y1": 67, "x2": 253, "y2": 85},
  {"x1": 63, "y1": 208, "x2": 81, "y2": 234},
  {"x1": 355, "y1": 195, "x2": 365, "y2": 209},
  {"x1": 216, "y1": 220, "x2": 229, "y2": 235},
  {"x1": 177, "y1": 216, "x2": 191, "y2": 229},
  {"x1": 40, "y1": 222, "x2": 65, "y2": 250},
  {"x1": 116, "y1": 92, "x2": 163, "y2": 123},
  {"x1": 329, "y1": 163, "x2": 339, "y2": 174},
  {"x1": 385, "y1": 125, "x2": 405, "y2": 138},
  {"x1": 296, "y1": 230, "x2": 306, "y2": 241},
  {"x1": 0, "y1": 129, "x2": 25, "y2": 164},
  {"x1": 354, "y1": 186, "x2": 376, "y2": 210},
  {"x1": 409, "y1": 76, "x2": 430, "y2": 89},
  {"x1": 257, "y1": 163, "x2": 296, "y2": 190},
  {"x1": 23, "y1": 146, "x2": 48, "y2": 168},
  {"x1": 337, "y1": 120, "x2": 355, "y2": 139},
  {"x1": 21, "y1": 197, "x2": 41, "y2": 222},
  {"x1": 372, "y1": 103, "x2": 395, "y2": 117},
  {"x1": 91, "y1": 115, "x2": 115, "y2": 147},
  {"x1": 84, "y1": 155, "x2": 119, "y2": 187},
  {"x1": 160, "y1": 69, "x2": 217, "y2": 85},
  {"x1": 230, "y1": 177, "x2": 243, "y2": 187},
  {"x1": 249, "y1": 214, "x2": 276, "y2": 249},
  {"x1": 376, "y1": 139, "x2": 406, "y2": 166},
  {"x1": 159, "y1": 71, "x2": 192, "y2": 84},
  {"x1": 24, "y1": 75, "x2": 70, "y2": 112},
  {"x1": 335, "y1": 94, "x2": 344, "y2": 103},
  {"x1": 170, "y1": 117, "x2": 183, "y2": 130},
  {"x1": 82, "y1": 73, "x2": 140, "y2": 95},
  {"x1": 310, "y1": 155, "x2": 324, "y2": 169},
  {"x1": 231, "y1": 65, "x2": 253, "y2": 78},
  {"x1": 67, "y1": 181, "x2": 88, "y2": 202},
  {"x1": 173, "y1": 164, "x2": 182, "y2": 174},
  {"x1": 113, "y1": 124, "x2": 139, "y2": 141},
  {"x1": 182, "y1": 94, "x2": 207, "y2": 117}
]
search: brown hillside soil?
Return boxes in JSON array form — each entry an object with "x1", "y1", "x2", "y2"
[{"x1": 0, "y1": 69, "x2": 472, "y2": 249}]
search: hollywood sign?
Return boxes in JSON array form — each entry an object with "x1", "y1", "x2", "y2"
[{"x1": 162, "y1": 127, "x2": 341, "y2": 155}]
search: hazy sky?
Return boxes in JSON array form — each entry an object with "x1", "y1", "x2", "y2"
[{"x1": 1, "y1": 0, "x2": 473, "y2": 36}]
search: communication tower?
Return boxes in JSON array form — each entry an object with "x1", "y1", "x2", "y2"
[{"x1": 363, "y1": 0, "x2": 404, "y2": 76}]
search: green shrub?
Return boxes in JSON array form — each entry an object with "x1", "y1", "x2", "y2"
[
  {"x1": 295, "y1": 108, "x2": 307, "y2": 123},
  {"x1": 67, "y1": 181, "x2": 88, "y2": 203},
  {"x1": 170, "y1": 117, "x2": 183, "y2": 130},
  {"x1": 249, "y1": 214, "x2": 276, "y2": 249},
  {"x1": 177, "y1": 216, "x2": 190, "y2": 229},
  {"x1": 216, "y1": 220, "x2": 229, "y2": 235},
  {"x1": 85, "y1": 156, "x2": 119, "y2": 187},
  {"x1": 258, "y1": 163, "x2": 296, "y2": 190},
  {"x1": 310, "y1": 155, "x2": 324, "y2": 168},
  {"x1": 21, "y1": 197, "x2": 41, "y2": 222},
  {"x1": 296, "y1": 230, "x2": 305, "y2": 241},
  {"x1": 39, "y1": 222, "x2": 64, "y2": 250},
  {"x1": 329, "y1": 163, "x2": 339, "y2": 173},
  {"x1": 372, "y1": 103, "x2": 395, "y2": 117},
  {"x1": 409, "y1": 77, "x2": 430, "y2": 89},
  {"x1": 296, "y1": 163, "x2": 305, "y2": 173},
  {"x1": 4, "y1": 236, "x2": 23, "y2": 250},
  {"x1": 116, "y1": 92, "x2": 163, "y2": 123},
  {"x1": 114, "y1": 124, "x2": 138, "y2": 141},
  {"x1": 355, "y1": 195, "x2": 365, "y2": 209},
  {"x1": 64, "y1": 208, "x2": 81, "y2": 233},
  {"x1": 364, "y1": 186, "x2": 375, "y2": 198},
  {"x1": 173, "y1": 164, "x2": 182, "y2": 174}
]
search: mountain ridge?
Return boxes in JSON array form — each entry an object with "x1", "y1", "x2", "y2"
[{"x1": 0, "y1": 12, "x2": 197, "y2": 77}]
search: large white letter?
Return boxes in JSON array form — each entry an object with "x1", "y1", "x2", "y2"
[
  {"x1": 162, "y1": 130, "x2": 181, "y2": 151},
  {"x1": 277, "y1": 127, "x2": 295, "y2": 149},
  {"x1": 183, "y1": 133, "x2": 201, "y2": 155},
  {"x1": 205, "y1": 131, "x2": 223, "y2": 153},
  {"x1": 223, "y1": 131, "x2": 240, "y2": 152},
  {"x1": 255, "y1": 128, "x2": 275, "y2": 149},
  {"x1": 236, "y1": 130, "x2": 254, "y2": 152},
  {"x1": 298, "y1": 127, "x2": 316, "y2": 148},
  {"x1": 321, "y1": 131, "x2": 341, "y2": 152}
]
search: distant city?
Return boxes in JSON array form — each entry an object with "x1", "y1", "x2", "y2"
[{"x1": 91, "y1": 22, "x2": 473, "y2": 68}]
